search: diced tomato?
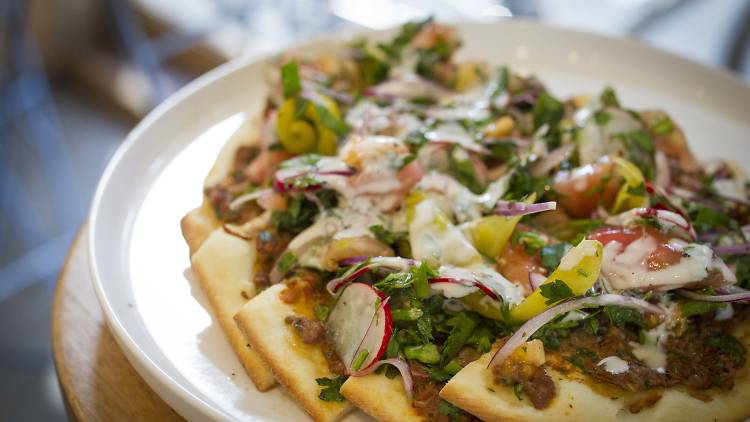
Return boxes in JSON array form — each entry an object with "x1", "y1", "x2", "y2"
[
  {"x1": 497, "y1": 242, "x2": 546, "y2": 296},
  {"x1": 396, "y1": 160, "x2": 425, "y2": 193},
  {"x1": 587, "y1": 226, "x2": 682, "y2": 272},
  {"x1": 247, "y1": 149, "x2": 293, "y2": 185},
  {"x1": 551, "y1": 160, "x2": 621, "y2": 218}
]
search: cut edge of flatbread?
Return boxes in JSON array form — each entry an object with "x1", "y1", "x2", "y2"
[
  {"x1": 235, "y1": 284, "x2": 352, "y2": 422},
  {"x1": 189, "y1": 228, "x2": 276, "y2": 391},
  {"x1": 340, "y1": 372, "x2": 424, "y2": 422},
  {"x1": 440, "y1": 346, "x2": 750, "y2": 422},
  {"x1": 180, "y1": 115, "x2": 278, "y2": 390}
]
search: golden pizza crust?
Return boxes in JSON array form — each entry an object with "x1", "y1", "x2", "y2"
[
  {"x1": 440, "y1": 347, "x2": 750, "y2": 422},
  {"x1": 340, "y1": 373, "x2": 424, "y2": 422},
  {"x1": 180, "y1": 117, "x2": 278, "y2": 390},
  {"x1": 234, "y1": 284, "x2": 352, "y2": 422},
  {"x1": 181, "y1": 202, "x2": 220, "y2": 256},
  {"x1": 190, "y1": 228, "x2": 276, "y2": 391}
]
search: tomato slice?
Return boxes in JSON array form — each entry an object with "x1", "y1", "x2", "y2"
[
  {"x1": 587, "y1": 226, "x2": 682, "y2": 272},
  {"x1": 551, "y1": 159, "x2": 620, "y2": 218},
  {"x1": 496, "y1": 243, "x2": 545, "y2": 296}
]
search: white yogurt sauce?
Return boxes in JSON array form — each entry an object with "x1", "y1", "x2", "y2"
[{"x1": 597, "y1": 356, "x2": 630, "y2": 375}]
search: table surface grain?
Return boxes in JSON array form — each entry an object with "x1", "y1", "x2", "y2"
[{"x1": 51, "y1": 227, "x2": 184, "y2": 421}]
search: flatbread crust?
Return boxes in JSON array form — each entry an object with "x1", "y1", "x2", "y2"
[
  {"x1": 441, "y1": 345, "x2": 750, "y2": 422},
  {"x1": 340, "y1": 373, "x2": 423, "y2": 422},
  {"x1": 181, "y1": 116, "x2": 277, "y2": 391},
  {"x1": 235, "y1": 284, "x2": 353, "y2": 422},
  {"x1": 189, "y1": 228, "x2": 276, "y2": 390}
]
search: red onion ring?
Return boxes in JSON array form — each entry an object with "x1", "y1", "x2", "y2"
[
  {"x1": 493, "y1": 201, "x2": 557, "y2": 217},
  {"x1": 488, "y1": 294, "x2": 664, "y2": 368},
  {"x1": 677, "y1": 287, "x2": 750, "y2": 302},
  {"x1": 349, "y1": 358, "x2": 414, "y2": 398},
  {"x1": 713, "y1": 244, "x2": 750, "y2": 255}
]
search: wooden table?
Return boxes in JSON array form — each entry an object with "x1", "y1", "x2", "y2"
[{"x1": 51, "y1": 227, "x2": 184, "y2": 421}]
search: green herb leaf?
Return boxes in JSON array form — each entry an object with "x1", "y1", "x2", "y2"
[
  {"x1": 437, "y1": 400, "x2": 464, "y2": 418},
  {"x1": 539, "y1": 279, "x2": 574, "y2": 305},
  {"x1": 281, "y1": 60, "x2": 301, "y2": 98},
  {"x1": 315, "y1": 104, "x2": 348, "y2": 136},
  {"x1": 411, "y1": 261, "x2": 436, "y2": 299},
  {"x1": 593, "y1": 110, "x2": 611, "y2": 125},
  {"x1": 441, "y1": 313, "x2": 478, "y2": 365},
  {"x1": 351, "y1": 350, "x2": 369, "y2": 371},
  {"x1": 599, "y1": 86, "x2": 620, "y2": 108},
  {"x1": 277, "y1": 251, "x2": 297, "y2": 273},
  {"x1": 316, "y1": 375, "x2": 346, "y2": 402},
  {"x1": 404, "y1": 343, "x2": 441, "y2": 364},
  {"x1": 652, "y1": 115, "x2": 674, "y2": 135},
  {"x1": 369, "y1": 225, "x2": 409, "y2": 245},
  {"x1": 540, "y1": 244, "x2": 567, "y2": 272},
  {"x1": 515, "y1": 231, "x2": 547, "y2": 254},
  {"x1": 533, "y1": 92, "x2": 565, "y2": 131},
  {"x1": 448, "y1": 147, "x2": 484, "y2": 194},
  {"x1": 604, "y1": 305, "x2": 644, "y2": 327},
  {"x1": 680, "y1": 300, "x2": 725, "y2": 317},
  {"x1": 314, "y1": 304, "x2": 332, "y2": 321}
]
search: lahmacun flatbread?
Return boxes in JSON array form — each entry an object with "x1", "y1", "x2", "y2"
[
  {"x1": 440, "y1": 341, "x2": 750, "y2": 422},
  {"x1": 340, "y1": 374, "x2": 423, "y2": 422},
  {"x1": 181, "y1": 116, "x2": 277, "y2": 390},
  {"x1": 234, "y1": 284, "x2": 352, "y2": 422},
  {"x1": 179, "y1": 17, "x2": 750, "y2": 422}
]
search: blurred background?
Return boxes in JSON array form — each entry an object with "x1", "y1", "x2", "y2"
[{"x1": 1, "y1": 0, "x2": 749, "y2": 420}]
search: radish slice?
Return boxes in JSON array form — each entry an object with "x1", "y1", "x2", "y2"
[
  {"x1": 350, "y1": 358, "x2": 413, "y2": 397},
  {"x1": 326, "y1": 283, "x2": 392, "y2": 373}
]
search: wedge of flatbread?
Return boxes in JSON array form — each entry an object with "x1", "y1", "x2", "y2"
[
  {"x1": 181, "y1": 117, "x2": 276, "y2": 391},
  {"x1": 235, "y1": 284, "x2": 352, "y2": 422},
  {"x1": 340, "y1": 373, "x2": 423, "y2": 422},
  {"x1": 440, "y1": 342, "x2": 750, "y2": 422}
]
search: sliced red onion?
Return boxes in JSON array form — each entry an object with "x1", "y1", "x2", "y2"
[
  {"x1": 677, "y1": 287, "x2": 750, "y2": 302},
  {"x1": 493, "y1": 201, "x2": 557, "y2": 217},
  {"x1": 716, "y1": 191, "x2": 750, "y2": 206},
  {"x1": 531, "y1": 143, "x2": 575, "y2": 177},
  {"x1": 488, "y1": 294, "x2": 664, "y2": 368},
  {"x1": 528, "y1": 272, "x2": 547, "y2": 292},
  {"x1": 712, "y1": 243, "x2": 750, "y2": 255},
  {"x1": 229, "y1": 188, "x2": 274, "y2": 210},
  {"x1": 349, "y1": 358, "x2": 414, "y2": 398},
  {"x1": 339, "y1": 256, "x2": 369, "y2": 266}
]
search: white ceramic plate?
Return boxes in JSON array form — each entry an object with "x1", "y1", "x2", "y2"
[{"x1": 88, "y1": 20, "x2": 750, "y2": 422}]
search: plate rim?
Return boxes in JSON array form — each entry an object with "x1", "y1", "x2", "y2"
[{"x1": 86, "y1": 19, "x2": 750, "y2": 421}]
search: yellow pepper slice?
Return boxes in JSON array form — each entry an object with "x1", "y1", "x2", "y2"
[
  {"x1": 509, "y1": 239, "x2": 603, "y2": 322},
  {"x1": 610, "y1": 156, "x2": 649, "y2": 213},
  {"x1": 464, "y1": 193, "x2": 537, "y2": 259},
  {"x1": 276, "y1": 95, "x2": 341, "y2": 155}
]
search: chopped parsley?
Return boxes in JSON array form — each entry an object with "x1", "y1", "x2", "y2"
[
  {"x1": 599, "y1": 86, "x2": 620, "y2": 108},
  {"x1": 540, "y1": 243, "x2": 567, "y2": 271},
  {"x1": 533, "y1": 91, "x2": 565, "y2": 131},
  {"x1": 280, "y1": 60, "x2": 301, "y2": 98},
  {"x1": 539, "y1": 279, "x2": 574, "y2": 305},
  {"x1": 316, "y1": 375, "x2": 346, "y2": 402}
]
